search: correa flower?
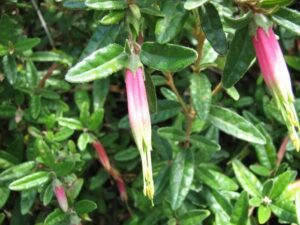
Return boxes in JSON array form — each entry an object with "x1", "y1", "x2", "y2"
[
  {"x1": 92, "y1": 141, "x2": 111, "y2": 172},
  {"x1": 252, "y1": 16, "x2": 300, "y2": 150},
  {"x1": 125, "y1": 65, "x2": 154, "y2": 201},
  {"x1": 53, "y1": 181, "x2": 68, "y2": 212}
]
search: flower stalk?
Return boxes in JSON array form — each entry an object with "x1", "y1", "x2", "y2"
[{"x1": 251, "y1": 15, "x2": 300, "y2": 150}]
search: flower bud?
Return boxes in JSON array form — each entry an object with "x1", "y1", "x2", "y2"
[
  {"x1": 252, "y1": 24, "x2": 300, "y2": 150},
  {"x1": 92, "y1": 141, "x2": 111, "y2": 171},
  {"x1": 53, "y1": 181, "x2": 68, "y2": 212},
  {"x1": 115, "y1": 177, "x2": 128, "y2": 202},
  {"x1": 125, "y1": 67, "x2": 154, "y2": 201}
]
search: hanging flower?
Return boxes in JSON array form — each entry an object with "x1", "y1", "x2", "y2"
[
  {"x1": 125, "y1": 65, "x2": 154, "y2": 201},
  {"x1": 251, "y1": 15, "x2": 300, "y2": 150},
  {"x1": 92, "y1": 141, "x2": 111, "y2": 172}
]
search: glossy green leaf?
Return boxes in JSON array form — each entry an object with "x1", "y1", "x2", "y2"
[
  {"x1": 145, "y1": 71, "x2": 157, "y2": 113},
  {"x1": 285, "y1": 55, "x2": 300, "y2": 71},
  {"x1": 222, "y1": 26, "x2": 255, "y2": 88},
  {"x1": 209, "y1": 106, "x2": 266, "y2": 144},
  {"x1": 58, "y1": 117, "x2": 83, "y2": 130},
  {"x1": 269, "y1": 170, "x2": 296, "y2": 200},
  {"x1": 85, "y1": 0, "x2": 128, "y2": 10},
  {"x1": 250, "y1": 164, "x2": 270, "y2": 177},
  {"x1": 77, "y1": 132, "x2": 92, "y2": 151},
  {"x1": 154, "y1": 164, "x2": 171, "y2": 195},
  {"x1": 190, "y1": 74, "x2": 211, "y2": 122},
  {"x1": 100, "y1": 11, "x2": 125, "y2": 25},
  {"x1": 63, "y1": 0, "x2": 87, "y2": 9},
  {"x1": 26, "y1": 60, "x2": 38, "y2": 87},
  {"x1": 53, "y1": 127, "x2": 74, "y2": 142},
  {"x1": 232, "y1": 160, "x2": 262, "y2": 197},
  {"x1": 258, "y1": 205, "x2": 271, "y2": 224},
  {"x1": 9, "y1": 171, "x2": 50, "y2": 191},
  {"x1": 161, "y1": 87, "x2": 177, "y2": 102},
  {"x1": 271, "y1": 200, "x2": 297, "y2": 223},
  {"x1": 21, "y1": 189, "x2": 37, "y2": 215},
  {"x1": 30, "y1": 94, "x2": 41, "y2": 119},
  {"x1": 30, "y1": 51, "x2": 73, "y2": 66},
  {"x1": 155, "y1": 0, "x2": 187, "y2": 44},
  {"x1": 3, "y1": 55, "x2": 17, "y2": 85},
  {"x1": 0, "y1": 105, "x2": 16, "y2": 118},
  {"x1": 0, "y1": 185, "x2": 10, "y2": 208},
  {"x1": 0, "y1": 44, "x2": 8, "y2": 56},
  {"x1": 0, "y1": 161, "x2": 36, "y2": 182},
  {"x1": 14, "y1": 38, "x2": 40, "y2": 53},
  {"x1": 272, "y1": 7, "x2": 300, "y2": 35},
  {"x1": 42, "y1": 183, "x2": 54, "y2": 206},
  {"x1": 196, "y1": 165, "x2": 238, "y2": 191},
  {"x1": 205, "y1": 187, "x2": 232, "y2": 223},
  {"x1": 0, "y1": 151, "x2": 18, "y2": 169},
  {"x1": 230, "y1": 192, "x2": 249, "y2": 225},
  {"x1": 44, "y1": 209, "x2": 69, "y2": 225},
  {"x1": 179, "y1": 209, "x2": 210, "y2": 225},
  {"x1": 190, "y1": 135, "x2": 221, "y2": 152},
  {"x1": 184, "y1": 0, "x2": 208, "y2": 10},
  {"x1": 199, "y1": 3, "x2": 227, "y2": 55},
  {"x1": 65, "y1": 44, "x2": 127, "y2": 83},
  {"x1": 170, "y1": 150, "x2": 194, "y2": 210},
  {"x1": 74, "y1": 200, "x2": 97, "y2": 214},
  {"x1": 224, "y1": 11, "x2": 253, "y2": 29},
  {"x1": 157, "y1": 127, "x2": 186, "y2": 142},
  {"x1": 259, "y1": 0, "x2": 294, "y2": 8},
  {"x1": 114, "y1": 147, "x2": 139, "y2": 161},
  {"x1": 141, "y1": 42, "x2": 197, "y2": 72}
]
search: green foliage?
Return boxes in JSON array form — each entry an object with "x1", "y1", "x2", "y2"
[{"x1": 0, "y1": 0, "x2": 299, "y2": 224}]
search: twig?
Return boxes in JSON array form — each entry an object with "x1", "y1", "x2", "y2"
[
  {"x1": 39, "y1": 63, "x2": 58, "y2": 88},
  {"x1": 276, "y1": 136, "x2": 289, "y2": 167},
  {"x1": 212, "y1": 82, "x2": 223, "y2": 96},
  {"x1": 31, "y1": 0, "x2": 55, "y2": 49},
  {"x1": 192, "y1": 10, "x2": 205, "y2": 73}
]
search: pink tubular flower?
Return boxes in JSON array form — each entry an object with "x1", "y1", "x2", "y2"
[
  {"x1": 125, "y1": 66, "x2": 154, "y2": 201},
  {"x1": 252, "y1": 22, "x2": 300, "y2": 150},
  {"x1": 115, "y1": 177, "x2": 128, "y2": 202},
  {"x1": 53, "y1": 181, "x2": 68, "y2": 212},
  {"x1": 92, "y1": 141, "x2": 111, "y2": 171}
]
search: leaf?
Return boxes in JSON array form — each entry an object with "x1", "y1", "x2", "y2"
[
  {"x1": 30, "y1": 51, "x2": 73, "y2": 66},
  {"x1": 258, "y1": 205, "x2": 271, "y2": 224},
  {"x1": 224, "y1": 11, "x2": 253, "y2": 29},
  {"x1": 44, "y1": 209, "x2": 69, "y2": 225},
  {"x1": 93, "y1": 78, "x2": 110, "y2": 109},
  {"x1": 14, "y1": 38, "x2": 40, "y2": 53},
  {"x1": 145, "y1": 71, "x2": 157, "y2": 113},
  {"x1": 190, "y1": 74, "x2": 211, "y2": 122},
  {"x1": 184, "y1": 0, "x2": 208, "y2": 10},
  {"x1": 170, "y1": 150, "x2": 194, "y2": 210},
  {"x1": 269, "y1": 170, "x2": 296, "y2": 200},
  {"x1": 205, "y1": 187, "x2": 232, "y2": 223},
  {"x1": 20, "y1": 189, "x2": 37, "y2": 215},
  {"x1": 196, "y1": 165, "x2": 238, "y2": 191},
  {"x1": 77, "y1": 132, "x2": 92, "y2": 151},
  {"x1": 157, "y1": 127, "x2": 186, "y2": 142},
  {"x1": 0, "y1": 185, "x2": 10, "y2": 208},
  {"x1": 155, "y1": 0, "x2": 187, "y2": 44},
  {"x1": 74, "y1": 200, "x2": 97, "y2": 214},
  {"x1": 285, "y1": 55, "x2": 300, "y2": 71},
  {"x1": 230, "y1": 192, "x2": 249, "y2": 225},
  {"x1": 179, "y1": 209, "x2": 210, "y2": 225},
  {"x1": 100, "y1": 11, "x2": 125, "y2": 25},
  {"x1": 114, "y1": 147, "x2": 139, "y2": 161},
  {"x1": 259, "y1": 0, "x2": 294, "y2": 9},
  {"x1": 232, "y1": 160, "x2": 262, "y2": 197},
  {"x1": 85, "y1": 0, "x2": 128, "y2": 10},
  {"x1": 3, "y1": 55, "x2": 17, "y2": 85},
  {"x1": 26, "y1": 60, "x2": 38, "y2": 87},
  {"x1": 53, "y1": 127, "x2": 74, "y2": 142},
  {"x1": 222, "y1": 26, "x2": 255, "y2": 88},
  {"x1": 0, "y1": 213, "x2": 4, "y2": 224},
  {"x1": 0, "y1": 161, "x2": 36, "y2": 182},
  {"x1": 0, "y1": 105, "x2": 16, "y2": 118},
  {"x1": 9, "y1": 171, "x2": 50, "y2": 191},
  {"x1": 80, "y1": 25, "x2": 120, "y2": 60},
  {"x1": 209, "y1": 106, "x2": 266, "y2": 145},
  {"x1": 199, "y1": 3, "x2": 227, "y2": 55},
  {"x1": 42, "y1": 183, "x2": 54, "y2": 206},
  {"x1": 65, "y1": 44, "x2": 127, "y2": 83},
  {"x1": 140, "y1": 42, "x2": 197, "y2": 72},
  {"x1": 272, "y1": 7, "x2": 300, "y2": 35},
  {"x1": 58, "y1": 117, "x2": 84, "y2": 130},
  {"x1": 271, "y1": 200, "x2": 297, "y2": 223},
  {"x1": 189, "y1": 135, "x2": 221, "y2": 152},
  {"x1": 154, "y1": 164, "x2": 171, "y2": 195},
  {"x1": 30, "y1": 94, "x2": 41, "y2": 119}
]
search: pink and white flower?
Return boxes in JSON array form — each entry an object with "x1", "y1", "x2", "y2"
[{"x1": 252, "y1": 20, "x2": 300, "y2": 150}]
